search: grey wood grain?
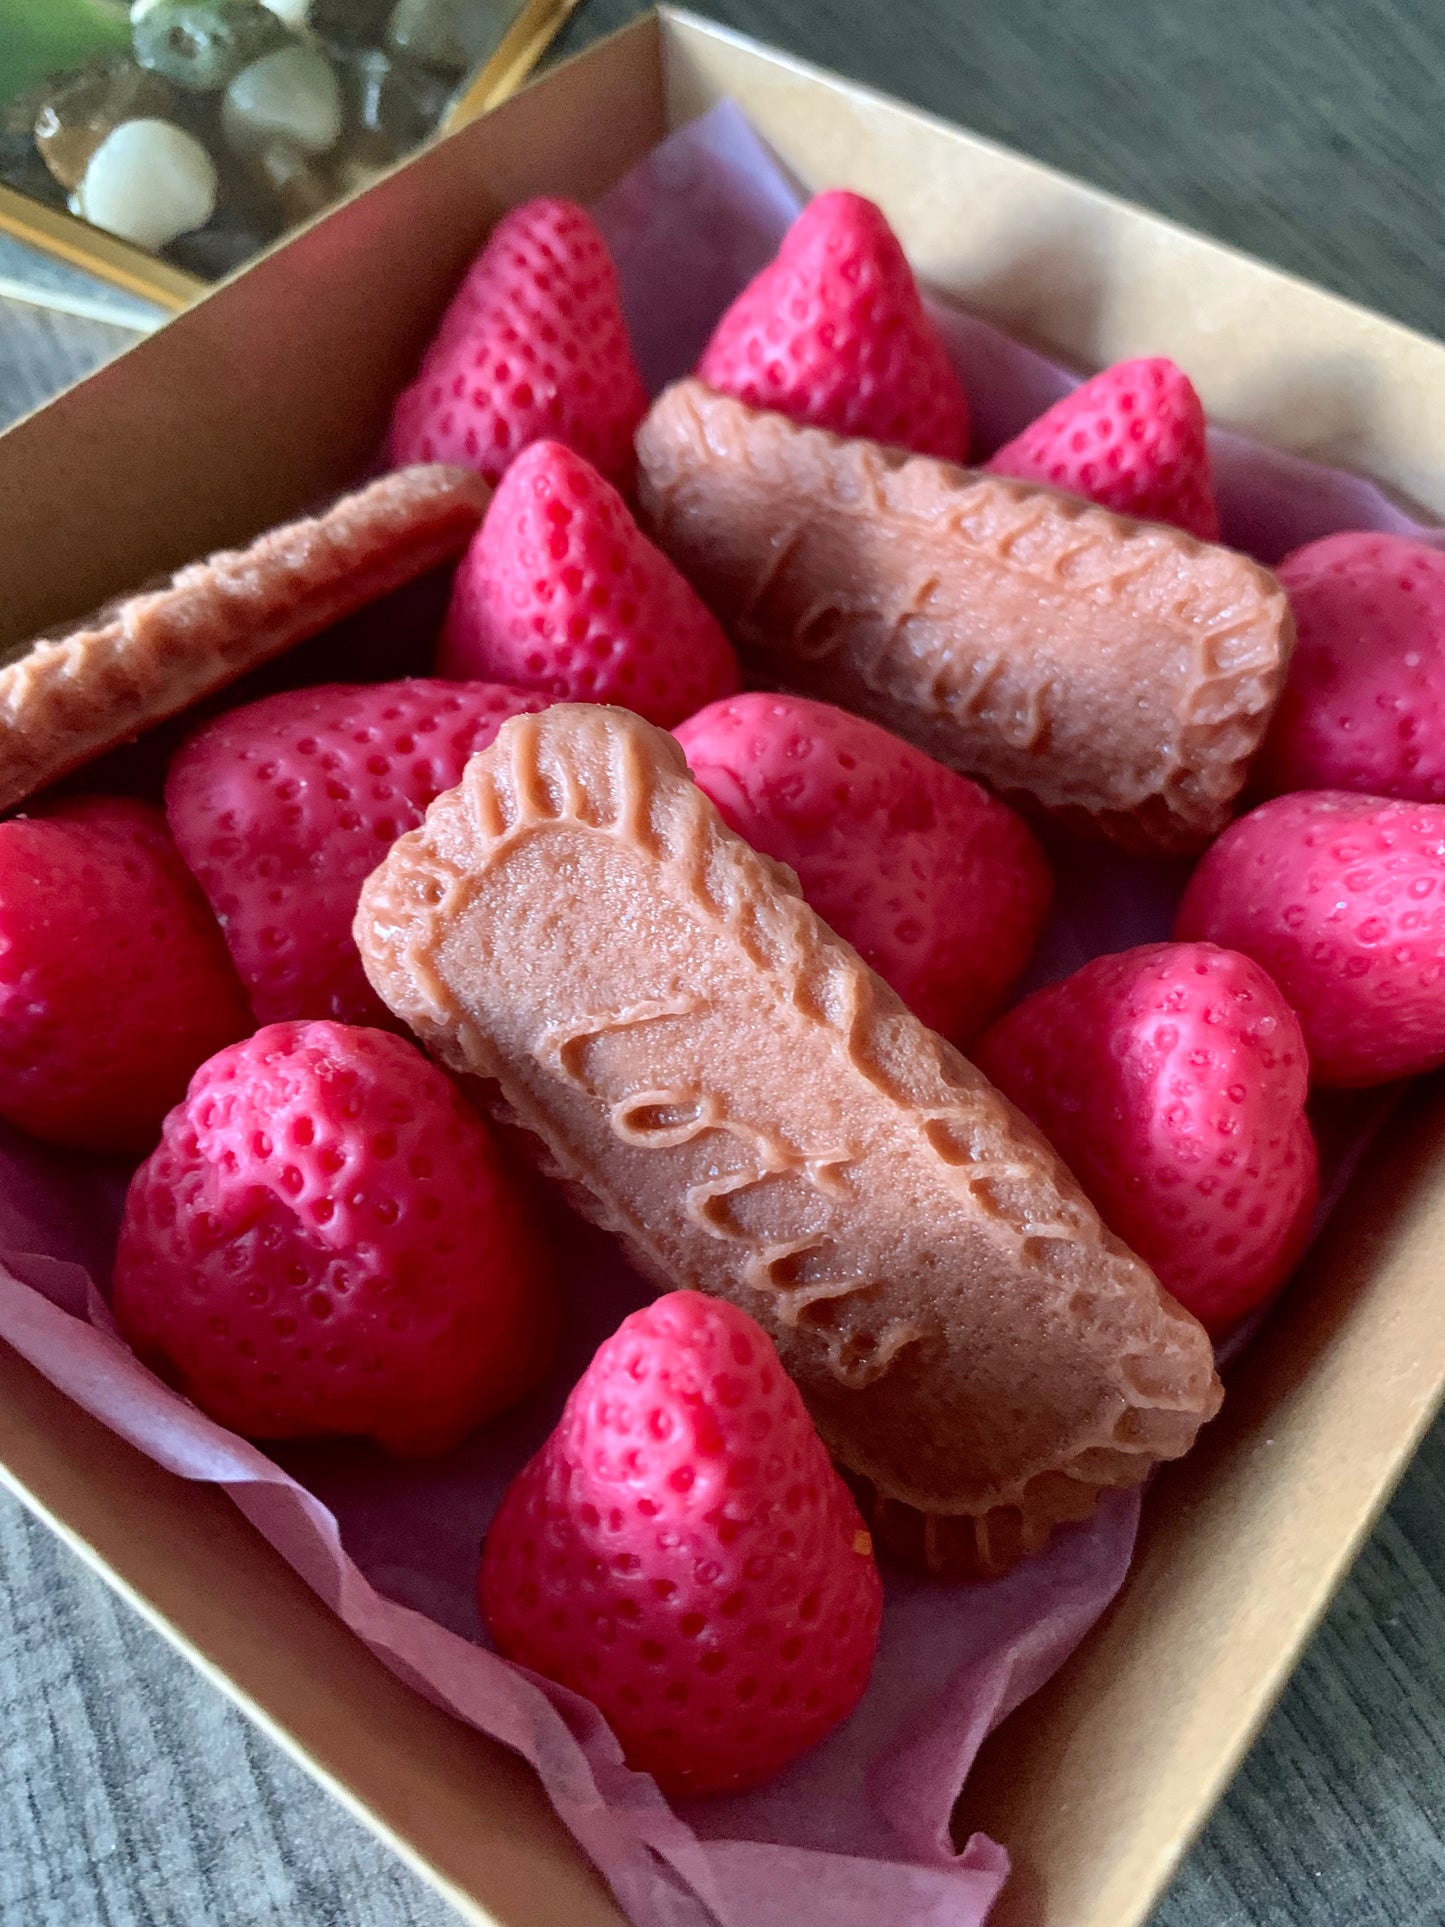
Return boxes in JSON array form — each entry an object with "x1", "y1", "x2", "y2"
[
  {"x1": 558, "y1": 0, "x2": 1445, "y2": 343},
  {"x1": 0, "y1": 1496, "x2": 460, "y2": 1927},
  {"x1": 0, "y1": 302, "x2": 142, "y2": 425},
  {"x1": 6, "y1": 5, "x2": 1445, "y2": 1925}
]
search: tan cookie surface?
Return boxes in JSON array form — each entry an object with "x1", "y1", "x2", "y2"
[
  {"x1": 0, "y1": 464, "x2": 491, "y2": 814},
  {"x1": 635, "y1": 380, "x2": 1293, "y2": 855},
  {"x1": 355, "y1": 703, "x2": 1222, "y2": 1576}
]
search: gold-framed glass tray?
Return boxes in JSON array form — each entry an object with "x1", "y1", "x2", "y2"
[{"x1": 0, "y1": 0, "x2": 581, "y2": 312}]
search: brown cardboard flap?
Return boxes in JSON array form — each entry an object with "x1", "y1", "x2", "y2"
[
  {"x1": 0, "y1": 1345, "x2": 624, "y2": 1927},
  {"x1": 959, "y1": 1079, "x2": 1445, "y2": 1927},
  {"x1": 0, "y1": 15, "x2": 667, "y2": 655}
]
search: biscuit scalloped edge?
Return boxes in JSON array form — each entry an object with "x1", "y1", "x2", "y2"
[
  {"x1": 0, "y1": 463, "x2": 493, "y2": 814},
  {"x1": 357, "y1": 704, "x2": 1223, "y2": 1577},
  {"x1": 636, "y1": 379, "x2": 1295, "y2": 858}
]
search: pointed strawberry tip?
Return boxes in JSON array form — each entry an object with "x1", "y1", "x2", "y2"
[
  {"x1": 493, "y1": 436, "x2": 604, "y2": 502},
  {"x1": 788, "y1": 187, "x2": 895, "y2": 245},
  {"x1": 801, "y1": 188, "x2": 884, "y2": 219},
  {"x1": 446, "y1": 428, "x2": 738, "y2": 723},
  {"x1": 985, "y1": 355, "x2": 1217, "y2": 539},
  {"x1": 385, "y1": 196, "x2": 645, "y2": 494},
  {"x1": 501, "y1": 194, "x2": 591, "y2": 226},
  {"x1": 696, "y1": 191, "x2": 968, "y2": 459}
]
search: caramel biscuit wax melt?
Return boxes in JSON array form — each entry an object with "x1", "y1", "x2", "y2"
[
  {"x1": 355, "y1": 703, "x2": 1222, "y2": 1574},
  {"x1": 0, "y1": 464, "x2": 492, "y2": 813},
  {"x1": 635, "y1": 381, "x2": 1294, "y2": 855}
]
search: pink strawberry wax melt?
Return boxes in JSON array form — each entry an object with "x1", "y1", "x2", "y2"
[
  {"x1": 115, "y1": 1020, "x2": 558, "y2": 1454},
  {"x1": 166, "y1": 679, "x2": 548, "y2": 1029},
  {"x1": 439, "y1": 440, "x2": 739, "y2": 725},
  {"x1": 985, "y1": 356, "x2": 1219, "y2": 541},
  {"x1": 0, "y1": 797, "x2": 250, "y2": 1153},
  {"x1": 1176, "y1": 791, "x2": 1445, "y2": 1088},
  {"x1": 977, "y1": 942, "x2": 1317, "y2": 1336},
  {"x1": 387, "y1": 197, "x2": 648, "y2": 490},
  {"x1": 676, "y1": 692, "x2": 1051, "y2": 1044},
  {"x1": 697, "y1": 188, "x2": 970, "y2": 459},
  {"x1": 1258, "y1": 532, "x2": 1445, "y2": 801},
  {"x1": 480, "y1": 1290, "x2": 883, "y2": 1800}
]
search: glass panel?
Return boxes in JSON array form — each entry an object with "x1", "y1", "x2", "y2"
[{"x1": 0, "y1": 0, "x2": 578, "y2": 307}]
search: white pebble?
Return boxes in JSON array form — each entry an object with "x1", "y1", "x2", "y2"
[
  {"x1": 261, "y1": 0, "x2": 311, "y2": 23},
  {"x1": 222, "y1": 45, "x2": 343, "y2": 156},
  {"x1": 73, "y1": 118, "x2": 218, "y2": 250}
]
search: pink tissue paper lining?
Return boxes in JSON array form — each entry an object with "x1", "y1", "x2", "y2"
[{"x1": 0, "y1": 99, "x2": 1432, "y2": 1927}]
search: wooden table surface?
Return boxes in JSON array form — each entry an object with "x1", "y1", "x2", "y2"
[{"x1": 4, "y1": 3, "x2": 1445, "y2": 1923}]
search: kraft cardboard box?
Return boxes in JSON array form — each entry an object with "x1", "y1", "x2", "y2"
[{"x1": 4, "y1": 12, "x2": 1445, "y2": 1926}]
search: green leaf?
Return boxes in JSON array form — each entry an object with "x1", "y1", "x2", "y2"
[{"x1": 0, "y1": 0, "x2": 133, "y2": 104}]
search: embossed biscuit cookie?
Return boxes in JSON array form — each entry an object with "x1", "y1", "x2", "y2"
[
  {"x1": 0, "y1": 465, "x2": 491, "y2": 814},
  {"x1": 355, "y1": 703, "x2": 1222, "y2": 1576},
  {"x1": 635, "y1": 380, "x2": 1293, "y2": 855}
]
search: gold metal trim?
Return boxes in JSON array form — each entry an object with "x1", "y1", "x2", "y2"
[
  {"x1": 443, "y1": 0, "x2": 587, "y2": 130},
  {"x1": 0, "y1": 181, "x2": 203, "y2": 311},
  {"x1": 0, "y1": 0, "x2": 586, "y2": 317}
]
